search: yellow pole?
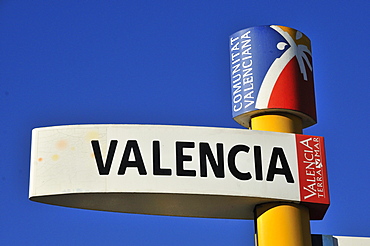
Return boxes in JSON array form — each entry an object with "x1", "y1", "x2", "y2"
[{"x1": 251, "y1": 113, "x2": 312, "y2": 246}]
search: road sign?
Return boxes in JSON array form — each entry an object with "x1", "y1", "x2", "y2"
[{"x1": 29, "y1": 124, "x2": 329, "y2": 219}]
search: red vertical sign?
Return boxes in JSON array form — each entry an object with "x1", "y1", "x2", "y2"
[{"x1": 296, "y1": 135, "x2": 329, "y2": 206}]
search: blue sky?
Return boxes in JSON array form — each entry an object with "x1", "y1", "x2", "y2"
[{"x1": 1, "y1": 1, "x2": 369, "y2": 245}]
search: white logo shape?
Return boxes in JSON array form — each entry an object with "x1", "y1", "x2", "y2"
[{"x1": 255, "y1": 26, "x2": 313, "y2": 109}]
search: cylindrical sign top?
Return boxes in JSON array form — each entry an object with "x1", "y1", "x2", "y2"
[{"x1": 229, "y1": 25, "x2": 317, "y2": 128}]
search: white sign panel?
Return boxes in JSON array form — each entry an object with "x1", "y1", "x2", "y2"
[
  {"x1": 29, "y1": 124, "x2": 329, "y2": 219},
  {"x1": 312, "y1": 235, "x2": 370, "y2": 246}
]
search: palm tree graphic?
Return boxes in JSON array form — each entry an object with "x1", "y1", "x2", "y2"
[{"x1": 256, "y1": 25, "x2": 313, "y2": 109}]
